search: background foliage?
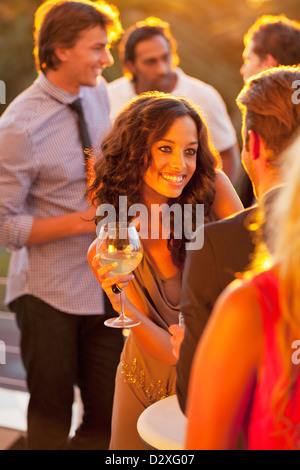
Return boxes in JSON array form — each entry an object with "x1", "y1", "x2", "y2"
[{"x1": 1, "y1": 0, "x2": 300, "y2": 134}]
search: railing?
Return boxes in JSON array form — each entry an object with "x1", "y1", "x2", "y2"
[
  {"x1": 0, "y1": 248, "x2": 10, "y2": 313},
  {"x1": 0, "y1": 250, "x2": 27, "y2": 391}
]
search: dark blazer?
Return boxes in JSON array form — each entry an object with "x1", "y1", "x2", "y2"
[{"x1": 176, "y1": 206, "x2": 257, "y2": 413}]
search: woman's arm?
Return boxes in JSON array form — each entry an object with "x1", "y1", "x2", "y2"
[
  {"x1": 87, "y1": 239, "x2": 177, "y2": 365},
  {"x1": 212, "y1": 170, "x2": 244, "y2": 219},
  {"x1": 185, "y1": 280, "x2": 262, "y2": 450}
]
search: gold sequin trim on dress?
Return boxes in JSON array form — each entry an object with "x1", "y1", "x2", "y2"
[{"x1": 121, "y1": 358, "x2": 172, "y2": 404}]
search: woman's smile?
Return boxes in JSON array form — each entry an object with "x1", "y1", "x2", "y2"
[{"x1": 160, "y1": 172, "x2": 185, "y2": 185}]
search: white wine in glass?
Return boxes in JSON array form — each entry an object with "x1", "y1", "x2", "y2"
[{"x1": 96, "y1": 222, "x2": 143, "y2": 328}]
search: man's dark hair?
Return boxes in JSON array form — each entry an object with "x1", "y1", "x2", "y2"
[
  {"x1": 118, "y1": 17, "x2": 179, "y2": 79},
  {"x1": 237, "y1": 66, "x2": 300, "y2": 164},
  {"x1": 244, "y1": 15, "x2": 300, "y2": 66},
  {"x1": 34, "y1": 0, "x2": 122, "y2": 72}
]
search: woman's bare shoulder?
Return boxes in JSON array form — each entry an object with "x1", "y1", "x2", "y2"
[{"x1": 212, "y1": 170, "x2": 244, "y2": 219}]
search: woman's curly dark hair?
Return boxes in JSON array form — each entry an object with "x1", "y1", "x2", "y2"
[{"x1": 89, "y1": 92, "x2": 220, "y2": 269}]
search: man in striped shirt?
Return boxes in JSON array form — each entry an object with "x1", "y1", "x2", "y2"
[{"x1": 0, "y1": 0, "x2": 123, "y2": 450}]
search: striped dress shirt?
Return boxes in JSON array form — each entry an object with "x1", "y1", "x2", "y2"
[{"x1": 0, "y1": 73, "x2": 110, "y2": 315}]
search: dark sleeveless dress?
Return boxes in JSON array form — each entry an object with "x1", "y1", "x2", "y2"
[{"x1": 109, "y1": 250, "x2": 181, "y2": 450}]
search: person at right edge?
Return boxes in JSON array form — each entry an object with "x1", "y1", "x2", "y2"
[
  {"x1": 185, "y1": 131, "x2": 300, "y2": 450},
  {"x1": 172, "y1": 67, "x2": 300, "y2": 426},
  {"x1": 236, "y1": 14, "x2": 300, "y2": 207}
]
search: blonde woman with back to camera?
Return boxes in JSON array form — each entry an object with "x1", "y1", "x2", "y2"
[{"x1": 185, "y1": 135, "x2": 300, "y2": 450}]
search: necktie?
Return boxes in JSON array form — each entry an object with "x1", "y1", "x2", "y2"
[{"x1": 69, "y1": 98, "x2": 92, "y2": 173}]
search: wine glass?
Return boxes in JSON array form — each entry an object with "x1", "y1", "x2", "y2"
[{"x1": 96, "y1": 221, "x2": 143, "y2": 328}]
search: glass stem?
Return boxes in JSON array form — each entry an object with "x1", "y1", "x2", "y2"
[{"x1": 119, "y1": 288, "x2": 125, "y2": 318}]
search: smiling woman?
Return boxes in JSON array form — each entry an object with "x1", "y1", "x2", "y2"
[
  {"x1": 86, "y1": 92, "x2": 243, "y2": 450},
  {"x1": 143, "y1": 115, "x2": 198, "y2": 199}
]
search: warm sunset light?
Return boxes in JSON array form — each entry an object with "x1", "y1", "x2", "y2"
[{"x1": 1, "y1": 0, "x2": 300, "y2": 453}]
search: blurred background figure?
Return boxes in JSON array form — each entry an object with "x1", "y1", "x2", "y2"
[
  {"x1": 173, "y1": 66, "x2": 300, "y2": 415},
  {"x1": 0, "y1": 0, "x2": 123, "y2": 450},
  {"x1": 236, "y1": 14, "x2": 300, "y2": 207},
  {"x1": 240, "y1": 14, "x2": 300, "y2": 82},
  {"x1": 185, "y1": 133, "x2": 300, "y2": 450},
  {"x1": 108, "y1": 17, "x2": 241, "y2": 182}
]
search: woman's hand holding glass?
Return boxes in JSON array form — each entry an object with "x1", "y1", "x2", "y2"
[
  {"x1": 93, "y1": 222, "x2": 143, "y2": 328},
  {"x1": 92, "y1": 255, "x2": 134, "y2": 315}
]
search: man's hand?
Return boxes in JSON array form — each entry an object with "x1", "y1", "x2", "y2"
[
  {"x1": 168, "y1": 323, "x2": 185, "y2": 361},
  {"x1": 26, "y1": 205, "x2": 97, "y2": 246},
  {"x1": 79, "y1": 205, "x2": 97, "y2": 234}
]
